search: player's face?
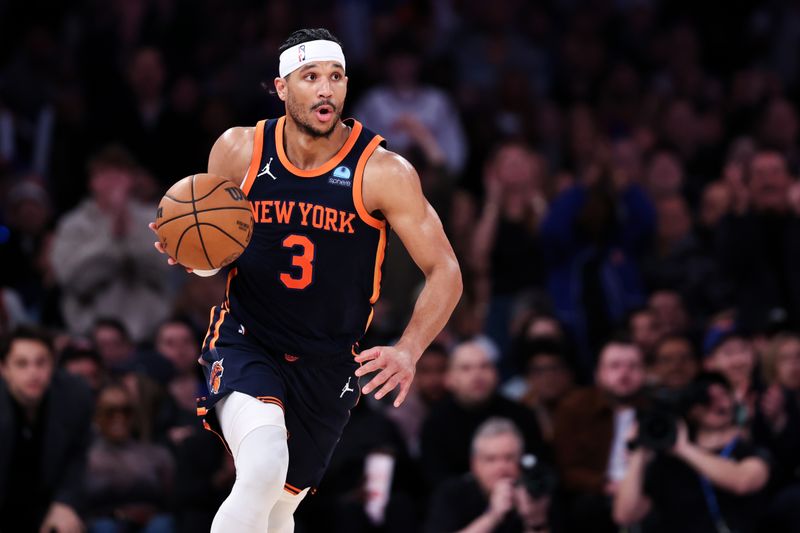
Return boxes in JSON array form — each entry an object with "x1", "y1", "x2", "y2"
[
  {"x1": 0, "y1": 339, "x2": 54, "y2": 407},
  {"x1": 279, "y1": 61, "x2": 347, "y2": 138}
]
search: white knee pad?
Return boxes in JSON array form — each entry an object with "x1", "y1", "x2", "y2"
[{"x1": 216, "y1": 391, "x2": 287, "y2": 459}]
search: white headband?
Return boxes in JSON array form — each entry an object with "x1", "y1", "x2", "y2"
[{"x1": 279, "y1": 40, "x2": 346, "y2": 78}]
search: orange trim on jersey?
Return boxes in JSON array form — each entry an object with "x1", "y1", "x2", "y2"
[
  {"x1": 202, "y1": 307, "x2": 216, "y2": 349},
  {"x1": 240, "y1": 120, "x2": 266, "y2": 195},
  {"x1": 196, "y1": 406, "x2": 208, "y2": 416},
  {"x1": 202, "y1": 419, "x2": 232, "y2": 456},
  {"x1": 256, "y1": 396, "x2": 285, "y2": 411},
  {"x1": 209, "y1": 308, "x2": 227, "y2": 349},
  {"x1": 364, "y1": 308, "x2": 374, "y2": 332},
  {"x1": 275, "y1": 116, "x2": 363, "y2": 177},
  {"x1": 224, "y1": 267, "x2": 237, "y2": 309},
  {"x1": 284, "y1": 482, "x2": 303, "y2": 495},
  {"x1": 352, "y1": 135, "x2": 386, "y2": 229},
  {"x1": 369, "y1": 225, "x2": 387, "y2": 304}
]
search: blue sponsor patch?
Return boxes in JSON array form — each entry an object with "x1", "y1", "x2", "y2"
[{"x1": 329, "y1": 166, "x2": 352, "y2": 187}]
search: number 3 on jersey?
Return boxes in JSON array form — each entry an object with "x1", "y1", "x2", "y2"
[{"x1": 280, "y1": 235, "x2": 315, "y2": 290}]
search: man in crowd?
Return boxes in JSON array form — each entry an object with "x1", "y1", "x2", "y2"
[
  {"x1": 553, "y1": 336, "x2": 646, "y2": 533},
  {"x1": 426, "y1": 418, "x2": 553, "y2": 533},
  {"x1": 0, "y1": 325, "x2": 94, "y2": 533},
  {"x1": 421, "y1": 340, "x2": 545, "y2": 488}
]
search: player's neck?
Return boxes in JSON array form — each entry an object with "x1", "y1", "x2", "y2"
[{"x1": 282, "y1": 117, "x2": 350, "y2": 170}]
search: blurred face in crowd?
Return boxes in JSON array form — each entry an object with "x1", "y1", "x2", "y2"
[
  {"x1": 415, "y1": 348, "x2": 448, "y2": 405},
  {"x1": 629, "y1": 309, "x2": 661, "y2": 355},
  {"x1": 651, "y1": 337, "x2": 698, "y2": 390},
  {"x1": 63, "y1": 354, "x2": 103, "y2": 392},
  {"x1": 646, "y1": 151, "x2": 684, "y2": 199},
  {"x1": 526, "y1": 353, "x2": 573, "y2": 405},
  {"x1": 446, "y1": 342, "x2": 498, "y2": 406},
  {"x1": 93, "y1": 324, "x2": 134, "y2": 367},
  {"x1": 596, "y1": 342, "x2": 645, "y2": 401},
  {"x1": 129, "y1": 47, "x2": 165, "y2": 101},
  {"x1": 774, "y1": 336, "x2": 800, "y2": 390},
  {"x1": 90, "y1": 164, "x2": 134, "y2": 210},
  {"x1": 275, "y1": 59, "x2": 347, "y2": 139},
  {"x1": 700, "y1": 181, "x2": 732, "y2": 229},
  {"x1": 760, "y1": 98, "x2": 798, "y2": 150},
  {"x1": 0, "y1": 338, "x2": 54, "y2": 408},
  {"x1": 648, "y1": 290, "x2": 688, "y2": 336},
  {"x1": 691, "y1": 383, "x2": 735, "y2": 431},
  {"x1": 749, "y1": 151, "x2": 791, "y2": 213},
  {"x1": 705, "y1": 337, "x2": 755, "y2": 390},
  {"x1": 471, "y1": 432, "x2": 522, "y2": 494},
  {"x1": 156, "y1": 321, "x2": 199, "y2": 374},
  {"x1": 525, "y1": 316, "x2": 563, "y2": 341},
  {"x1": 656, "y1": 196, "x2": 692, "y2": 246},
  {"x1": 95, "y1": 386, "x2": 134, "y2": 444}
]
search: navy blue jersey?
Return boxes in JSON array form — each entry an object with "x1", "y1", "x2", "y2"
[{"x1": 216, "y1": 116, "x2": 387, "y2": 359}]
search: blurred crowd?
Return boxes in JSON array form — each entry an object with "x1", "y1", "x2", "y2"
[{"x1": 5, "y1": 0, "x2": 800, "y2": 532}]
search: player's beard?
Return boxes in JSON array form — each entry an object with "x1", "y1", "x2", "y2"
[{"x1": 286, "y1": 96, "x2": 340, "y2": 139}]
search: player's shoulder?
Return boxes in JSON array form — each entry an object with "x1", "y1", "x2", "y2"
[
  {"x1": 364, "y1": 145, "x2": 418, "y2": 183},
  {"x1": 209, "y1": 125, "x2": 260, "y2": 183}
]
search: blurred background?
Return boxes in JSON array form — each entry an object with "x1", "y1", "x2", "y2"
[{"x1": 4, "y1": 0, "x2": 800, "y2": 532}]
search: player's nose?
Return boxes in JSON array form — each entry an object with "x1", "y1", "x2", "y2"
[{"x1": 317, "y1": 78, "x2": 333, "y2": 98}]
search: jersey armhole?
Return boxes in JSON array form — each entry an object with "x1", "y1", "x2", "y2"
[
  {"x1": 240, "y1": 120, "x2": 267, "y2": 195},
  {"x1": 352, "y1": 135, "x2": 386, "y2": 230}
]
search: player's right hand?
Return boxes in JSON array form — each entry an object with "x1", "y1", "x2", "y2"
[{"x1": 149, "y1": 222, "x2": 194, "y2": 273}]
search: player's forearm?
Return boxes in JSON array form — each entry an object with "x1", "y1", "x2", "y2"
[{"x1": 395, "y1": 257, "x2": 462, "y2": 360}]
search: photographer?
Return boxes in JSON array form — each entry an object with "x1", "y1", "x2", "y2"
[
  {"x1": 426, "y1": 418, "x2": 554, "y2": 533},
  {"x1": 614, "y1": 373, "x2": 769, "y2": 533}
]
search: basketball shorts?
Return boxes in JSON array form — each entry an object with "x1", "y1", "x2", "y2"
[{"x1": 196, "y1": 306, "x2": 361, "y2": 493}]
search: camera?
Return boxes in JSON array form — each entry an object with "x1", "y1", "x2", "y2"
[
  {"x1": 519, "y1": 454, "x2": 557, "y2": 498},
  {"x1": 630, "y1": 406, "x2": 678, "y2": 452}
]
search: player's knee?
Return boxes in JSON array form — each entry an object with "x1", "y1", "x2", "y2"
[{"x1": 236, "y1": 425, "x2": 289, "y2": 489}]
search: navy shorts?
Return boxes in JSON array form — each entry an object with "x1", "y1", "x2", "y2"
[{"x1": 196, "y1": 306, "x2": 361, "y2": 493}]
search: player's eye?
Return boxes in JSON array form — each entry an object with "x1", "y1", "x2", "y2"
[
  {"x1": 305, "y1": 73, "x2": 316, "y2": 81},
  {"x1": 332, "y1": 72, "x2": 342, "y2": 81}
]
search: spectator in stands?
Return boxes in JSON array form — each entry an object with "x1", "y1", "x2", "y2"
[
  {"x1": 471, "y1": 141, "x2": 548, "y2": 368},
  {"x1": 354, "y1": 39, "x2": 467, "y2": 176},
  {"x1": 716, "y1": 148, "x2": 800, "y2": 333},
  {"x1": 85, "y1": 382, "x2": 175, "y2": 533},
  {"x1": 614, "y1": 372, "x2": 770, "y2": 533},
  {"x1": 60, "y1": 342, "x2": 105, "y2": 393},
  {"x1": 628, "y1": 307, "x2": 662, "y2": 360},
  {"x1": 703, "y1": 326, "x2": 758, "y2": 426},
  {"x1": 0, "y1": 325, "x2": 93, "y2": 533},
  {"x1": 421, "y1": 340, "x2": 545, "y2": 489},
  {"x1": 386, "y1": 343, "x2": 449, "y2": 457},
  {"x1": 647, "y1": 289, "x2": 691, "y2": 339},
  {"x1": 648, "y1": 335, "x2": 699, "y2": 392},
  {"x1": 426, "y1": 418, "x2": 553, "y2": 533},
  {"x1": 518, "y1": 339, "x2": 575, "y2": 443},
  {"x1": 50, "y1": 145, "x2": 170, "y2": 342},
  {"x1": 553, "y1": 336, "x2": 646, "y2": 533},
  {"x1": 540, "y1": 157, "x2": 656, "y2": 376}
]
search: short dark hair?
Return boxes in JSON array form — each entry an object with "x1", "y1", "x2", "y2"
[
  {"x1": 92, "y1": 318, "x2": 131, "y2": 342},
  {"x1": 279, "y1": 28, "x2": 342, "y2": 54},
  {"x1": 0, "y1": 325, "x2": 55, "y2": 363},
  {"x1": 88, "y1": 144, "x2": 139, "y2": 176}
]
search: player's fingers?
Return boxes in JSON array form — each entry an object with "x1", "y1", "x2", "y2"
[
  {"x1": 393, "y1": 379, "x2": 412, "y2": 408},
  {"x1": 148, "y1": 222, "x2": 158, "y2": 234},
  {"x1": 354, "y1": 346, "x2": 381, "y2": 363},
  {"x1": 153, "y1": 241, "x2": 165, "y2": 253},
  {"x1": 354, "y1": 358, "x2": 384, "y2": 377},
  {"x1": 362, "y1": 367, "x2": 392, "y2": 395},
  {"x1": 374, "y1": 375, "x2": 401, "y2": 400}
]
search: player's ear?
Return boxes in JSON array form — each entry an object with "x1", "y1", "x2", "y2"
[{"x1": 274, "y1": 77, "x2": 287, "y2": 101}]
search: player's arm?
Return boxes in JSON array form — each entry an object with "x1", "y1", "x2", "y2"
[
  {"x1": 149, "y1": 126, "x2": 255, "y2": 270},
  {"x1": 354, "y1": 148, "x2": 463, "y2": 407}
]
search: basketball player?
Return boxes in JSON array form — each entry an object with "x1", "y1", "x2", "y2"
[{"x1": 150, "y1": 28, "x2": 462, "y2": 532}]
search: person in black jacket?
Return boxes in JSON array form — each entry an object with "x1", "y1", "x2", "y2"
[
  {"x1": 0, "y1": 325, "x2": 93, "y2": 533},
  {"x1": 421, "y1": 340, "x2": 546, "y2": 489}
]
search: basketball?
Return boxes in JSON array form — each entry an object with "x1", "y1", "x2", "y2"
[{"x1": 155, "y1": 173, "x2": 254, "y2": 270}]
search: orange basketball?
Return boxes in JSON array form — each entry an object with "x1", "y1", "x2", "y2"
[{"x1": 155, "y1": 173, "x2": 253, "y2": 270}]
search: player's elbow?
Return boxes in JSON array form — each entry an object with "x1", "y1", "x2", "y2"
[{"x1": 446, "y1": 256, "x2": 463, "y2": 300}]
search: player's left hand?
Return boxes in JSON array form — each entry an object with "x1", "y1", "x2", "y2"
[{"x1": 354, "y1": 346, "x2": 416, "y2": 407}]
